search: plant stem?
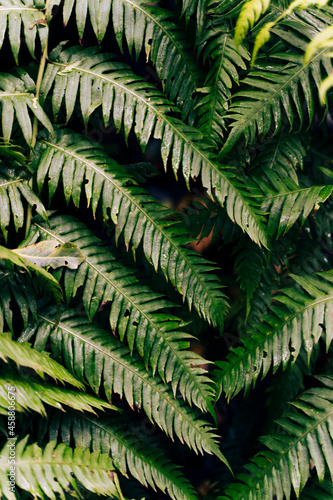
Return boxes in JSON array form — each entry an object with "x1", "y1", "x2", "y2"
[{"x1": 31, "y1": 41, "x2": 48, "y2": 150}]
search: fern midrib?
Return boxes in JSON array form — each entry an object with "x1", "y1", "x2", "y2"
[
  {"x1": 38, "y1": 314, "x2": 216, "y2": 447},
  {"x1": 0, "y1": 178, "x2": 23, "y2": 188},
  {"x1": 0, "y1": 92, "x2": 31, "y2": 97},
  {"x1": 0, "y1": 7, "x2": 41, "y2": 11},
  {"x1": 2, "y1": 456, "x2": 115, "y2": 472},
  {"x1": 41, "y1": 138, "x2": 222, "y2": 312},
  {"x1": 50, "y1": 59, "x2": 266, "y2": 244},
  {"x1": 220, "y1": 45, "x2": 330, "y2": 153},
  {"x1": 33, "y1": 220, "x2": 210, "y2": 409},
  {"x1": 237, "y1": 403, "x2": 333, "y2": 493},
  {"x1": 220, "y1": 292, "x2": 333, "y2": 379},
  {"x1": 264, "y1": 185, "x2": 327, "y2": 200},
  {"x1": 2, "y1": 380, "x2": 102, "y2": 411},
  {"x1": 120, "y1": 0, "x2": 199, "y2": 85}
]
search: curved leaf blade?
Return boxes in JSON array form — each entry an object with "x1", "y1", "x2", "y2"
[{"x1": 40, "y1": 46, "x2": 269, "y2": 247}]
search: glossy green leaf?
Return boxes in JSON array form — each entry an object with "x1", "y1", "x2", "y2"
[
  {"x1": 0, "y1": 437, "x2": 124, "y2": 500},
  {"x1": 40, "y1": 47, "x2": 269, "y2": 247},
  {"x1": 26, "y1": 213, "x2": 216, "y2": 414}
]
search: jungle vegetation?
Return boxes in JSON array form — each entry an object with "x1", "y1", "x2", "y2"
[{"x1": 1, "y1": 0, "x2": 333, "y2": 498}]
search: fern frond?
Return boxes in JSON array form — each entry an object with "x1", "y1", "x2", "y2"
[
  {"x1": 218, "y1": 379, "x2": 333, "y2": 500},
  {"x1": 304, "y1": 24, "x2": 333, "y2": 63},
  {"x1": 33, "y1": 131, "x2": 228, "y2": 329},
  {"x1": 40, "y1": 46, "x2": 269, "y2": 246},
  {"x1": 219, "y1": 55, "x2": 331, "y2": 156},
  {"x1": 112, "y1": 0, "x2": 201, "y2": 119},
  {"x1": 234, "y1": 237, "x2": 266, "y2": 320},
  {"x1": 250, "y1": 130, "x2": 306, "y2": 182},
  {"x1": 0, "y1": 0, "x2": 47, "y2": 65},
  {"x1": 0, "y1": 71, "x2": 53, "y2": 145},
  {"x1": 0, "y1": 371, "x2": 113, "y2": 416},
  {"x1": 45, "y1": 411, "x2": 198, "y2": 500},
  {"x1": 255, "y1": 171, "x2": 333, "y2": 237},
  {"x1": 61, "y1": 0, "x2": 201, "y2": 118},
  {"x1": 215, "y1": 271, "x2": 333, "y2": 400},
  {"x1": 0, "y1": 333, "x2": 84, "y2": 389},
  {"x1": 0, "y1": 164, "x2": 47, "y2": 240},
  {"x1": 234, "y1": 0, "x2": 271, "y2": 48},
  {"x1": 28, "y1": 308, "x2": 230, "y2": 468},
  {"x1": 0, "y1": 437, "x2": 124, "y2": 500},
  {"x1": 265, "y1": 347, "x2": 312, "y2": 423},
  {"x1": 252, "y1": 0, "x2": 331, "y2": 63},
  {"x1": 26, "y1": 212, "x2": 216, "y2": 413},
  {"x1": 197, "y1": 21, "x2": 249, "y2": 145},
  {"x1": 219, "y1": 4, "x2": 333, "y2": 158}
]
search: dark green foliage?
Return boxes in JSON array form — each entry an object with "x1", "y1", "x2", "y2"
[{"x1": 1, "y1": 0, "x2": 333, "y2": 499}]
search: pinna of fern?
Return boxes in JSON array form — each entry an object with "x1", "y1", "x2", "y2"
[{"x1": 0, "y1": 332, "x2": 199, "y2": 500}]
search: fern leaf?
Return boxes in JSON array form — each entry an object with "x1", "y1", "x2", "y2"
[
  {"x1": 33, "y1": 132, "x2": 228, "y2": 329},
  {"x1": 217, "y1": 380, "x2": 333, "y2": 500},
  {"x1": 250, "y1": 130, "x2": 306, "y2": 183},
  {"x1": 28, "y1": 308, "x2": 230, "y2": 468},
  {"x1": 112, "y1": 0, "x2": 201, "y2": 119},
  {"x1": 265, "y1": 348, "x2": 312, "y2": 423},
  {"x1": 0, "y1": 71, "x2": 53, "y2": 145},
  {"x1": 255, "y1": 171, "x2": 333, "y2": 237},
  {"x1": 215, "y1": 271, "x2": 333, "y2": 400},
  {"x1": 234, "y1": 0, "x2": 271, "y2": 48},
  {"x1": 252, "y1": 0, "x2": 331, "y2": 63},
  {"x1": 0, "y1": 372, "x2": 113, "y2": 416},
  {"x1": 219, "y1": 10, "x2": 333, "y2": 158},
  {"x1": 45, "y1": 411, "x2": 198, "y2": 500},
  {"x1": 61, "y1": 0, "x2": 201, "y2": 119},
  {"x1": 0, "y1": 437, "x2": 124, "y2": 500},
  {"x1": 0, "y1": 165, "x2": 48, "y2": 241},
  {"x1": 0, "y1": 333, "x2": 84, "y2": 388},
  {"x1": 234, "y1": 237, "x2": 266, "y2": 320},
  {"x1": 40, "y1": 46, "x2": 269, "y2": 247},
  {"x1": 0, "y1": 0, "x2": 48, "y2": 65},
  {"x1": 197, "y1": 21, "x2": 250, "y2": 145},
  {"x1": 27, "y1": 212, "x2": 216, "y2": 413}
]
